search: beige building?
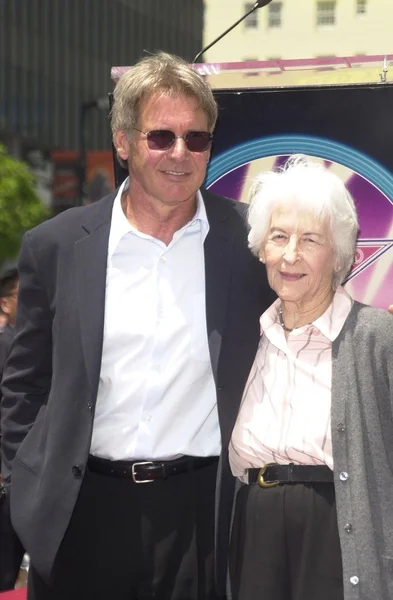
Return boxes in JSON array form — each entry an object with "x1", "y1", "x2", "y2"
[{"x1": 202, "y1": 0, "x2": 392, "y2": 63}]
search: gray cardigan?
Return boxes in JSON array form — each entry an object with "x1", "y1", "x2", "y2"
[{"x1": 332, "y1": 301, "x2": 393, "y2": 600}]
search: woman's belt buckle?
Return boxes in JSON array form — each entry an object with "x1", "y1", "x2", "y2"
[{"x1": 257, "y1": 463, "x2": 280, "y2": 488}]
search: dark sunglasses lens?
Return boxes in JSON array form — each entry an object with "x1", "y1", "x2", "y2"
[
  {"x1": 185, "y1": 131, "x2": 212, "y2": 152},
  {"x1": 146, "y1": 130, "x2": 175, "y2": 150}
]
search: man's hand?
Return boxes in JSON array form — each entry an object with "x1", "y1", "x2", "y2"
[{"x1": 389, "y1": 305, "x2": 393, "y2": 315}]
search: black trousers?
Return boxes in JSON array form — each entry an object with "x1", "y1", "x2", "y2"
[
  {"x1": 229, "y1": 482, "x2": 344, "y2": 600},
  {"x1": 0, "y1": 490, "x2": 25, "y2": 591},
  {"x1": 28, "y1": 460, "x2": 221, "y2": 600}
]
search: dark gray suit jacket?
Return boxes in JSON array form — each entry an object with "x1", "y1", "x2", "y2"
[{"x1": 1, "y1": 189, "x2": 273, "y2": 595}]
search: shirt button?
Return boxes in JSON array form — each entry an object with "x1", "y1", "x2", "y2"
[
  {"x1": 344, "y1": 523, "x2": 353, "y2": 533},
  {"x1": 337, "y1": 423, "x2": 345, "y2": 432},
  {"x1": 146, "y1": 415, "x2": 152, "y2": 422},
  {"x1": 339, "y1": 471, "x2": 349, "y2": 482},
  {"x1": 72, "y1": 465, "x2": 83, "y2": 478},
  {"x1": 349, "y1": 575, "x2": 359, "y2": 586}
]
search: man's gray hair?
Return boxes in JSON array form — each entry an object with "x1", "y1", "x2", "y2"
[
  {"x1": 111, "y1": 51, "x2": 218, "y2": 145},
  {"x1": 247, "y1": 154, "x2": 359, "y2": 288}
]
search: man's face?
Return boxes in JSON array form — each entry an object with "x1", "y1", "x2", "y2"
[
  {"x1": 114, "y1": 92, "x2": 211, "y2": 209},
  {"x1": 0, "y1": 283, "x2": 19, "y2": 326}
]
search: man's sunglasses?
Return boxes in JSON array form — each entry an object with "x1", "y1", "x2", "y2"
[{"x1": 132, "y1": 128, "x2": 213, "y2": 153}]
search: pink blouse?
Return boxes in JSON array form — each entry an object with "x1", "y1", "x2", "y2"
[{"x1": 229, "y1": 286, "x2": 353, "y2": 482}]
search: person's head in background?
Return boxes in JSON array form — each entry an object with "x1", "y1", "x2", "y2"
[
  {"x1": 0, "y1": 268, "x2": 19, "y2": 327},
  {"x1": 111, "y1": 52, "x2": 217, "y2": 211},
  {"x1": 247, "y1": 155, "x2": 359, "y2": 328}
]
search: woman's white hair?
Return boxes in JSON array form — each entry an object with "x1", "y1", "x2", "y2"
[{"x1": 247, "y1": 154, "x2": 359, "y2": 288}]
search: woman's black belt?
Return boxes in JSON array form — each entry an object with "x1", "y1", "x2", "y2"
[
  {"x1": 88, "y1": 454, "x2": 218, "y2": 483},
  {"x1": 247, "y1": 463, "x2": 334, "y2": 488}
]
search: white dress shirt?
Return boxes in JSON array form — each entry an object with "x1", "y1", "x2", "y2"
[{"x1": 90, "y1": 178, "x2": 220, "y2": 460}]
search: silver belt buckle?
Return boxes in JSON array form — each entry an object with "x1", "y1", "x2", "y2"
[{"x1": 131, "y1": 461, "x2": 155, "y2": 483}]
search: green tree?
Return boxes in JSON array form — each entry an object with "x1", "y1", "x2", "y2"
[{"x1": 0, "y1": 144, "x2": 49, "y2": 268}]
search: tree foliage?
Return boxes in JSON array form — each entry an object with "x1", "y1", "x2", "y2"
[{"x1": 0, "y1": 144, "x2": 49, "y2": 267}]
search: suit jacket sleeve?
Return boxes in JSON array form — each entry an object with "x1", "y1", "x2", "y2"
[{"x1": 1, "y1": 231, "x2": 53, "y2": 481}]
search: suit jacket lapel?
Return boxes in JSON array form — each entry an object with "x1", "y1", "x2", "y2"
[
  {"x1": 74, "y1": 194, "x2": 115, "y2": 398},
  {"x1": 203, "y1": 191, "x2": 235, "y2": 379}
]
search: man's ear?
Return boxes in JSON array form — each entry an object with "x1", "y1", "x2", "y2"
[{"x1": 113, "y1": 131, "x2": 130, "y2": 162}]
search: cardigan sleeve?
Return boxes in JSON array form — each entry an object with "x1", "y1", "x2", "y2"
[{"x1": 351, "y1": 304, "x2": 393, "y2": 411}]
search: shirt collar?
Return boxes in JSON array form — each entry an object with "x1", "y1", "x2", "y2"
[
  {"x1": 108, "y1": 178, "x2": 132, "y2": 259},
  {"x1": 260, "y1": 286, "x2": 353, "y2": 342},
  {"x1": 313, "y1": 286, "x2": 354, "y2": 341},
  {"x1": 108, "y1": 177, "x2": 209, "y2": 259}
]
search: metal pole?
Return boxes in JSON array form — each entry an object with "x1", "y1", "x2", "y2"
[
  {"x1": 78, "y1": 97, "x2": 110, "y2": 206},
  {"x1": 78, "y1": 100, "x2": 97, "y2": 207}
]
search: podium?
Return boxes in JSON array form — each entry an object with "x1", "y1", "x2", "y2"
[{"x1": 111, "y1": 55, "x2": 393, "y2": 309}]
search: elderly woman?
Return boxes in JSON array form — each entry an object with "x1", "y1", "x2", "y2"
[{"x1": 228, "y1": 155, "x2": 393, "y2": 600}]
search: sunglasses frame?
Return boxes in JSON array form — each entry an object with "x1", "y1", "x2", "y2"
[{"x1": 132, "y1": 127, "x2": 213, "y2": 153}]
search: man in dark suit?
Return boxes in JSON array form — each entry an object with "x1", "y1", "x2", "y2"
[
  {"x1": 1, "y1": 52, "x2": 272, "y2": 600},
  {"x1": 0, "y1": 268, "x2": 25, "y2": 591}
]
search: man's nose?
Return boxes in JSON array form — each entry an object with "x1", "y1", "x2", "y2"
[{"x1": 169, "y1": 137, "x2": 188, "y2": 159}]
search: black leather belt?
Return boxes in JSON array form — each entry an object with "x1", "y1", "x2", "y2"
[
  {"x1": 88, "y1": 454, "x2": 218, "y2": 483},
  {"x1": 248, "y1": 463, "x2": 334, "y2": 488}
]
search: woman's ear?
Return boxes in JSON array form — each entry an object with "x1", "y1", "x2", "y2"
[{"x1": 259, "y1": 249, "x2": 266, "y2": 264}]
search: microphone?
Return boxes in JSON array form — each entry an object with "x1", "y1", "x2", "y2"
[{"x1": 193, "y1": 0, "x2": 274, "y2": 63}]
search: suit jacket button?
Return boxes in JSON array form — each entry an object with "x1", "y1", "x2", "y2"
[{"x1": 72, "y1": 465, "x2": 82, "y2": 478}]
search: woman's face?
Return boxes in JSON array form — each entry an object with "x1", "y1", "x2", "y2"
[{"x1": 260, "y1": 206, "x2": 336, "y2": 310}]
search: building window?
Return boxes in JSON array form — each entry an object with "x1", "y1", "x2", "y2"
[
  {"x1": 268, "y1": 2, "x2": 282, "y2": 28},
  {"x1": 356, "y1": 0, "x2": 367, "y2": 14},
  {"x1": 316, "y1": 1, "x2": 336, "y2": 26},
  {"x1": 244, "y1": 3, "x2": 258, "y2": 28}
]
